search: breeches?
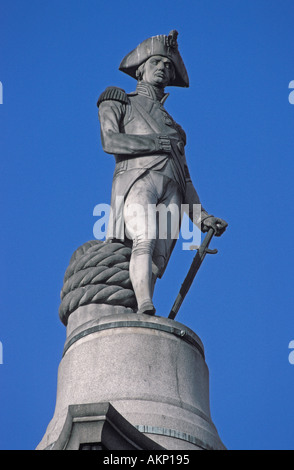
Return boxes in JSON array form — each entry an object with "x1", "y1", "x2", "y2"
[{"x1": 123, "y1": 171, "x2": 182, "y2": 277}]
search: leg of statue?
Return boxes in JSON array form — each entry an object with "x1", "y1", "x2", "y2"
[
  {"x1": 123, "y1": 171, "x2": 182, "y2": 315},
  {"x1": 129, "y1": 240, "x2": 156, "y2": 314},
  {"x1": 124, "y1": 173, "x2": 157, "y2": 315}
]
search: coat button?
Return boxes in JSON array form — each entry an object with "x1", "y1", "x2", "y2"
[
  {"x1": 164, "y1": 117, "x2": 173, "y2": 126},
  {"x1": 177, "y1": 141, "x2": 185, "y2": 154}
]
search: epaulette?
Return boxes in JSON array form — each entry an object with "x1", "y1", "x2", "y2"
[{"x1": 97, "y1": 86, "x2": 129, "y2": 107}]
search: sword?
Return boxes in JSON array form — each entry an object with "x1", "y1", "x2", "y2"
[{"x1": 168, "y1": 227, "x2": 218, "y2": 320}]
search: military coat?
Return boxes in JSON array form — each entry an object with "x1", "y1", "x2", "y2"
[{"x1": 97, "y1": 81, "x2": 193, "y2": 241}]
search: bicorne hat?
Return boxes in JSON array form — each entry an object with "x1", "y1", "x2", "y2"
[{"x1": 119, "y1": 30, "x2": 189, "y2": 88}]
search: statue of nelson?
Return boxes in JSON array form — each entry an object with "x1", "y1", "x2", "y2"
[{"x1": 97, "y1": 31, "x2": 227, "y2": 315}]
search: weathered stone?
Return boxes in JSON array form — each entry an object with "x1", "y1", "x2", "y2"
[{"x1": 37, "y1": 308, "x2": 225, "y2": 450}]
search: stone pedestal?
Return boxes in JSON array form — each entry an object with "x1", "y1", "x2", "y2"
[{"x1": 37, "y1": 305, "x2": 225, "y2": 450}]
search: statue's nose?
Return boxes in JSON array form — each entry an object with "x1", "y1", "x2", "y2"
[{"x1": 157, "y1": 61, "x2": 165, "y2": 70}]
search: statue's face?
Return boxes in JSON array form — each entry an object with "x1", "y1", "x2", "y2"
[{"x1": 142, "y1": 55, "x2": 174, "y2": 87}]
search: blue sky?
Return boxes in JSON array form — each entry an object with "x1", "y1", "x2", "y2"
[{"x1": 1, "y1": 0, "x2": 294, "y2": 450}]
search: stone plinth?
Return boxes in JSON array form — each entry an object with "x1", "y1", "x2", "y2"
[{"x1": 37, "y1": 305, "x2": 225, "y2": 450}]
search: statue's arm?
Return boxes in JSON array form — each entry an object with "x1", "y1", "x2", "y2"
[
  {"x1": 98, "y1": 100, "x2": 169, "y2": 156},
  {"x1": 183, "y1": 161, "x2": 228, "y2": 236},
  {"x1": 184, "y1": 179, "x2": 209, "y2": 224},
  {"x1": 182, "y1": 156, "x2": 209, "y2": 223}
]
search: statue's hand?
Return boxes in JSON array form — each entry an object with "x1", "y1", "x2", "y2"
[
  {"x1": 157, "y1": 135, "x2": 172, "y2": 153},
  {"x1": 202, "y1": 216, "x2": 228, "y2": 237},
  {"x1": 157, "y1": 135, "x2": 183, "y2": 154}
]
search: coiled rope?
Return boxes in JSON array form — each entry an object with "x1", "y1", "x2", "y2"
[{"x1": 59, "y1": 240, "x2": 136, "y2": 325}]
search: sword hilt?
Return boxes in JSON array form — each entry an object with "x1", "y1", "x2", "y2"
[{"x1": 190, "y1": 246, "x2": 218, "y2": 255}]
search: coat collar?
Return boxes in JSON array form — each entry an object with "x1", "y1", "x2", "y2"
[{"x1": 135, "y1": 81, "x2": 169, "y2": 104}]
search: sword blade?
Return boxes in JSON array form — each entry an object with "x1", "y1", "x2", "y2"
[{"x1": 168, "y1": 228, "x2": 216, "y2": 320}]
